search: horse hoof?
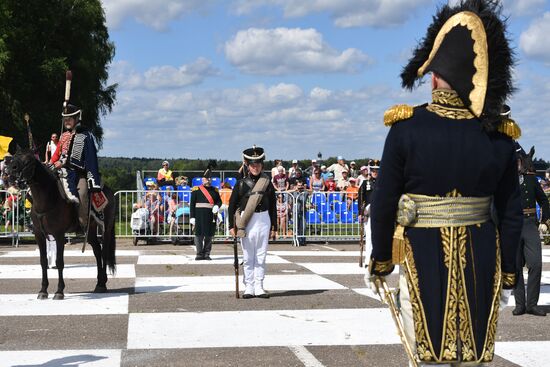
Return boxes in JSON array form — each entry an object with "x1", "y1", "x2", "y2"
[
  {"x1": 53, "y1": 293, "x2": 64, "y2": 300},
  {"x1": 94, "y1": 286, "x2": 107, "y2": 293},
  {"x1": 37, "y1": 292, "x2": 48, "y2": 300}
]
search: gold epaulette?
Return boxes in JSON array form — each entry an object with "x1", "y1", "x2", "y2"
[
  {"x1": 383, "y1": 104, "x2": 414, "y2": 126},
  {"x1": 192, "y1": 186, "x2": 199, "y2": 191},
  {"x1": 498, "y1": 118, "x2": 521, "y2": 139}
]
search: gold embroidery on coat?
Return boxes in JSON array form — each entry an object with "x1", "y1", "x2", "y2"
[{"x1": 404, "y1": 237, "x2": 436, "y2": 361}]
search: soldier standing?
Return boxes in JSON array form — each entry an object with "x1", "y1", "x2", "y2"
[
  {"x1": 228, "y1": 146, "x2": 277, "y2": 298},
  {"x1": 358, "y1": 160, "x2": 378, "y2": 264},
  {"x1": 513, "y1": 143, "x2": 550, "y2": 316},
  {"x1": 190, "y1": 162, "x2": 222, "y2": 261},
  {"x1": 367, "y1": 1, "x2": 523, "y2": 365}
]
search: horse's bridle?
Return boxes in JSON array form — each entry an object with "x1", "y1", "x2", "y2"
[{"x1": 12, "y1": 156, "x2": 37, "y2": 185}]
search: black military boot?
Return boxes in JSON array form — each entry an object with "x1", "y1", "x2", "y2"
[
  {"x1": 526, "y1": 306, "x2": 546, "y2": 316},
  {"x1": 512, "y1": 305, "x2": 526, "y2": 316}
]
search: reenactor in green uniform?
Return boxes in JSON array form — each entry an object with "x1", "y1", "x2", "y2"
[
  {"x1": 513, "y1": 143, "x2": 550, "y2": 316},
  {"x1": 190, "y1": 162, "x2": 222, "y2": 260}
]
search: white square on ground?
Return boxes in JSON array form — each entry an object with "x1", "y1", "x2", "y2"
[
  {"x1": 0, "y1": 349, "x2": 121, "y2": 367},
  {"x1": 137, "y1": 254, "x2": 289, "y2": 265},
  {"x1": 268, "y1": 251, "x2": 361, "y2": 257},
  {"x1": 0, "y1": 293, "x2": 129, "y2": 316},
  {"x1": 127, "y1": 308, "x2": 399, "y2": 349},
  {"x1": 134, "y1": 274, "x2": 346, "y2": 293},
  {"x1": 0, "y1": 249, "x2": 140, "y2": 257},
  {"x1": 496, "y1": 341, "x2": 550, "y2": 366},
  {"x1": 297, "y1": 263, "x2": 366, "y2": 275},
  {"x1": 0, "y1": 264, "x2": 135, "y2": 279}
]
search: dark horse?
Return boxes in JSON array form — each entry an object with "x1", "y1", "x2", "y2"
[{"x1": 7, "y1": 151, "x2": 116, "y2": 299}]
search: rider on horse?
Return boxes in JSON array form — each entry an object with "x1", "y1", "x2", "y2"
[{"x1": 50, "y1": 102, "x2": 102, "y2": 231}]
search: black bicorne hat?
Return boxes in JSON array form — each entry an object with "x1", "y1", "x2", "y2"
[
  {"x1": 61, "y1": 103, "x2": 82, "y2": 120},
  {"x1": 401, "y1": 0, "x2": 514, "y2": 123},
  {"x1": 203, "y1": 160, "x2": 217, "y2": 178},
  {"x1": 242, "y1": 145, "x2": 265, "y2": 164}
]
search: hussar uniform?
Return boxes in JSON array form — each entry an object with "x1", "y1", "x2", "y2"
[
  {"x1": 190, "y1": 162, "x2": 222, "y2": 261},
  {"x1": 50, "y1": 103, "x2": 102, "y2": 229},
  {"x1": 368, "y1": 1, "x2": 523, "y2": 365},
  {"x1": 228, "y1": 146, "x2": 277, "y2": 298}
]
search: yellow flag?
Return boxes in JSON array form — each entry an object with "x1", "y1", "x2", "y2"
[{"x1": 0, "y1": 136, "x2": 13, "y2": 160}]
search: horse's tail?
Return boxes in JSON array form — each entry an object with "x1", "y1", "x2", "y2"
[{"x1": 103, "y1": 186, "x2": 117, "y2": 275}]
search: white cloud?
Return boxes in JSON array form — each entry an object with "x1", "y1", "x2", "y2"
[
  {"x1": 102, "y1": 0, "x2": 215, "y2": 31},
  {"x1": 502, "y1": 0, "x2": 548, "y2": 16},
  {"x1": 224, "y1": 27, "x2": 372, "y2": 75},
  {"x1": 100, "y1": 80, "x2": 426, "y2": 160},
  {"x1": 108, "y1": 58, "x2": 219, "y2": 90},
  {"x1": 520, "y1": 12, "x2": 550, "y2": 64},
  {"x1": 232, "y1": 0, "x2": 431, "y2": 28}
]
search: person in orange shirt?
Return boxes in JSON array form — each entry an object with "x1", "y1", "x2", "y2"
[
  {"x1": 220, "y1": 182, "x2": 233, "y2": 235},
  {"x1": 346, "y1": 178, "x2": 359, "y2": 210}
]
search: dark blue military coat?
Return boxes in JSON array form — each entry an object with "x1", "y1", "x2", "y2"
[{"x1": 370, "y1": 90, "x2": 523, "y2": 364}]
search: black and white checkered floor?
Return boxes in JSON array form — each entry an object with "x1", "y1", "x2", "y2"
[{"x1": 1, "y1": 242, "x2": 549, "y2": 367}]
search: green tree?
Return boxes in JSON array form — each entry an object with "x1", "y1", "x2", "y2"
[{"x1": 0, "y1": 0, "x2": 116, "y2": 150}]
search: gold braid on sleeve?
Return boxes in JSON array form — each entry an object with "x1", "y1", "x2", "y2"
[{"x1": 502, "y1": 272, "x2": 516, "y2": 288}]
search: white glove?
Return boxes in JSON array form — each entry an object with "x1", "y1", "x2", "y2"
[
  {"x1": 190, "y1": 218, "x2": 196, "y2": 226},
  {"x1": 212, "y1": 205, "x2": 219, "y2": 214},
  {"x1": 538, "y1": 223, "x2": 548, "y2": 233},
  {"x1": 364, "y1": 268, "x2": 380, "y2": 296},
  {"x1": 500, "y1": 289, "x2": 512, "y2": 311}
]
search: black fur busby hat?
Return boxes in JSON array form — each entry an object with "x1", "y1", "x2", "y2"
[
  {"x1": 401, "y1": 0, "x2": 514, "y2": 125},
  {"x1": 203, "y1": 160, "x2": 217, "y2": 178},
  {"x1": 242, "y1": 145, "x2": 265, "y2": 164}
]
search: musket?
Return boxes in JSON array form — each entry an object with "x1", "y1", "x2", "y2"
[
  {"x1": 233, "y1": 234, "x2": 240, "y2": 299},
  {"x1": 374, "y1": 277, "x2": 418, "y2": 367}
]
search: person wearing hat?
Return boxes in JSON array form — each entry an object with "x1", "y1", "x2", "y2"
[
  {"x1": 51, "y1": 102, "x2": 102, "y2": 229},
  {"x1": 288, "y1": 159, "x2": 299, "y2": 179},
  {"x1": 367, "y1": 1, "x2": 523, "y2": 364},
  {"x1": 190, "y1": 161, "x2": 222, "y2": 260},
  {"x1": 228, "y1": 146, "x2": 277, "y2": 298},
  {"x1": 358, "y1": 162, "x2": 377, "y2": 261},
  {"x1": 324, "y1": 172, "x2": 337, "y2": 192},
  {"x1": 326, "y1": 156, "x2": 349, "y2": 183},
  {"x1": 157, "y1": 161, "x2": 176, "y2": 189},
  {"x1": 356, "y1": 165, "x2": 369, "y2": 187},
  {"x1": 513, "y1": 142, "x2": 550, "y2": 316}
]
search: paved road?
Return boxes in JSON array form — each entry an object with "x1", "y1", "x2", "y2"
[{"x1": 1, "y1": 240, "x2": 550, "y2": 366}]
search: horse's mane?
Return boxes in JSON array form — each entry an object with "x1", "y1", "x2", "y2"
[{"x1": 19, "y1": 151, "x2": 58, "y2": 183}]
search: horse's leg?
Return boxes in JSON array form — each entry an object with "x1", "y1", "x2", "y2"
[
  {"x1": 53, "y1": 233, "x2": 66, "y2": 300},
  {"x1": 36, "y1": 231, "x2": 49, "y2": 299},
  {"x1": 89, "y1": 225, "x2": 107, "y2": 293}
]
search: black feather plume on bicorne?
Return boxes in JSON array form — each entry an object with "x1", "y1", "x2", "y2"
[{"x1": 401, "y1": 0, "x2": 515, "y2": 132}]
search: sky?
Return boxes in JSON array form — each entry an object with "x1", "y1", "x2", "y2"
[{"x1": 100, "y1": 0, "x2": 550, "y2": 161}]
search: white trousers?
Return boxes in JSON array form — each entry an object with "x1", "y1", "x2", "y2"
[
  {"x1": 399, "y1": 269, "x2": 481, "y2": 367},
  {"x1": 46, "y1": 235, "x2": 57, "y2": 268},
  {"x1": 363, "y1": 218, "x2": 373, "y2": 262},
  {"x1": 240, "y1": 211, "x2": 270, "y2": 294}
]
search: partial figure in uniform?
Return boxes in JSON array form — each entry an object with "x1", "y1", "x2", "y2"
[
  {"x1": 190, "y1": 161, "x2": 222, "y2": 261},
  {"x1": 367, "y1": 1, "x2": 523, "y2": 365},
  {"x1": 513, "y1": 142, "x2": 550, "y2": 316},
  {"x1": 228, "y1": 146, "x2": 277, "y2": 299},
  {"x1": 358, "y1": 160, "x2": 379, "y2": 265},
  {"x1": 51, "y1": 102, "x2": 102, "y2": 230}
]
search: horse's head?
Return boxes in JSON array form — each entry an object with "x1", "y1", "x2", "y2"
[
  {"x1": 6, "y1": 150, "x2": 38, "y2": 185},
  {"x1": 516, "y1": 143, "x2": 536, "y2": 174}
]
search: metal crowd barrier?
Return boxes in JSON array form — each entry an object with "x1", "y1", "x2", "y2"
[
  {"x1": 0, "y1": 189, "x2": 33, "y2": 247},
  {"x1": 114, "y1": 190, "x2": 362, "y2": 245}
]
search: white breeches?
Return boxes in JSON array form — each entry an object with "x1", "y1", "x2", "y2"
[
  {"x1": 398, "y1": 269, "x2": 481, "y2": 367},
  {"x1": 240, "y1": 211, "x2": 270, "y2": 292},
  {"x1": 364, "y1": 218, "x2": 373, "y2": 261}
]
